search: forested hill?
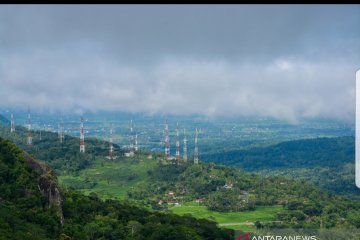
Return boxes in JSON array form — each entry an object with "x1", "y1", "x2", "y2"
[
  {"x1": 0, "y1": 137, "x2": 233, "y2": 239},
  {"x1": 203, "y1": 136, "x2": 354, "y2": 170},
  {"x1": 202, "y1": 136, "x2": 359, "y2": 197},
  {"x1": 0, "y1": 115, "x2": 124, "y2": 173}
]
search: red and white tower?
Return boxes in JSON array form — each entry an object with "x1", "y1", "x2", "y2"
[
  {"x1": 130, "y1": 120, "x2": 134, "y2": 154},
  {"x1": 164, "y1": 119, "x2": 170, "y2": 160},
  {"x1": 135, "y1": 132, "x2": 139, "y2": 152},
  {"x1": 27, "y1": 109, "x2": 32, "y2": 148},
  {"x1": 10, "y1": 112, "x2": 15, "y2": 133},
  {"x1": 175, "y1": 123, "x2": 180, "y2": 161},
  {"x1": 108, "y1": 126, "x2": 115, "y2": 160},
  {"x1": 80, "y1": 117, "x2": 85, "y2": 153},
  {"x1": 183, "y1": 128, "x2": 187, "y2": 162},
  {"x1": 194, "y1": 128, "x2": 199, "y2": 164}
]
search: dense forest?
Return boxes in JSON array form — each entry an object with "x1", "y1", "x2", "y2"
[{"x1": 0, "y1": 137, "x2": 233, "y2": 239}]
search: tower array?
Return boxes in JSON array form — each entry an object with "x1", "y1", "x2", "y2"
[
  {"x1": 10, "y1": 112, "x2": 15, "y2": 132},
  {"x1": 194, "y1": 128, "x2": 199, "y2": 164},
  {"x1": 175, "y1": 123, "x2": 180, "y2": 161},
  {"x1": 80, "y1": 117, "x2": 85, "y2": 153},
  {"x1": 183, "y1": 128, "x2": 187, "y2": 162},
  {"x1": 27, "y1": 109, "x2": 32, "y2": 148},
  {"x1": 6, "y1": 109, "x2": 202, "y2": 164},
  {"x1": 164, "y1": 119, "x2": 170, "y2": 160}
]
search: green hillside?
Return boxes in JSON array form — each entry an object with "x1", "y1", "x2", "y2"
[
  {"x1": 56, "y1": 147, "x2": 360, "y2": 230},
  {"x1": 1, "y1": 115, "x2": 360, "y2": 232},
  {"x1": 0, "y1": 137, "x2": 233, "y2": 239},
  {"x1": 0, "y1": 119, "x2": 124, "y2": 173}
]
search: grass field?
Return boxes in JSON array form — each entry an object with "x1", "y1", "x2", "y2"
[
  {"x1": 170, "y1": 202, "x2": 282, "y2": 230},
  {"x1": 58, "y1": 154, "x2": 158, "y2": 199}
]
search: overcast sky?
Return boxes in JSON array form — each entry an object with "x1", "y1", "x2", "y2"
[{"x1": 0, "y1": 5, "x2": 359, "y2": 122}]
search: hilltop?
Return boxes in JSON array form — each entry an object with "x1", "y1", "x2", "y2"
[{"x1": 0, "y1": 118, "x2": 124, "y2": 173}]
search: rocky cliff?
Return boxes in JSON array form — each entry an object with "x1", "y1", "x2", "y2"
[{"x1": 23, "y1": 152, "x2": 65, "y2": 225}]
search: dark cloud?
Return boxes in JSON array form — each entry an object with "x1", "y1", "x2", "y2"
[{"x1": 0, "y1": 5, "x2": 359, "y2": 121}]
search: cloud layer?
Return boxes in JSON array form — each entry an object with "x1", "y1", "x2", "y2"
[{"x1": 0, "y1": 5, "x2": 359, "y2": 122}]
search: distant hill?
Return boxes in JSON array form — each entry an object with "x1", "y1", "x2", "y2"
[
  {"x1": 0, "y1": 137, "x2": 233, "y2": 239},
  {"x1": 202, "y1": 136, "x2": 354, "y2": 170},
  {"x1": 202, "y1": 136, "x2": 359, "y2": 196}
]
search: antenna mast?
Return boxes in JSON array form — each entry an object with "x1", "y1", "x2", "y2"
[
  {"x1": 130, "y1": 120, "x2": 134, "y2": 155},
  {"x1": 10, "y1": 112, "x2": 15, "y2": 132},
  {"x1": 175, "y1": 123, "x2": 180, "y2": 161},
  {"x1": 164, "y1": 119, "x2": 170, "y2": 160},
  {"x1": 135, "y1": 132, "x2": 139, "y2": 152},
  {"x1": 183, "y1": 128, "x2": 187, "y2": 162},
  {"x1": 194, "y1": 128, "x2": 199, "y2": 164},
  {"x1": 109, "y1": 126, "x2": 114, "y2": 160},
  {"x1": 27, "y1": 108, "x2": 33, "y2": 148},
  {"x1": 80, "y1": 117, "x2": 85, "y2": 153}
]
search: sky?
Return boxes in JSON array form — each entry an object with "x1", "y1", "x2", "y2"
[{"x1": 0, "y1": 5, "x2": 359, "y2": 122}]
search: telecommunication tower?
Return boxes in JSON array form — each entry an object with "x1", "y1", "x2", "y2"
[
  {"x1": 194, "y1": 128, "x2": 199, "y2": 164},
  {"x1": 135, "y1": 132, "x2": 139, "y2": 152},
  {"x1": 80, "y1": 117, "x2": 85, "y2": 153},
  {"x1": 27, "y1": 109, "x2": 32, "y2": 148},
  {"x1": 164, "y1": 119, "x2": 170, "y2": 160},
  {"x1": 175, "y1": 123, "x2": 180, "y2": 161},
  {"x1": 107, "y1": 126, "x2": 117, "y2": 160},
  {"x1": 10, "y1": 112, "x2": 15, "y2": 132},
  {"x1": 183, "y1": 128, "x2": 187, "y2": 162}
]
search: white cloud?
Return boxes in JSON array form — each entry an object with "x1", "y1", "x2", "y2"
[{"x1": 0, "y1": 49, "x2": 356, "y2": 122}]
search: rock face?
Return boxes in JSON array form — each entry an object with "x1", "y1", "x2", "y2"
[{"x1": 23, "y1": 152, "x2": 65, "y2": 225}]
